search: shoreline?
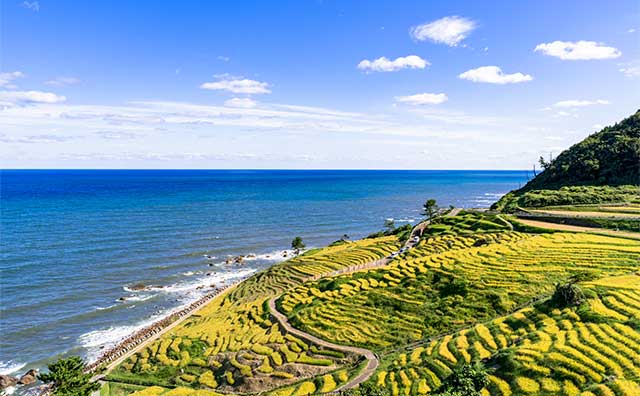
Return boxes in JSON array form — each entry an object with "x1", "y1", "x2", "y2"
[{"x1": 86, "y1": 281, "x2": 240, "y2": 374}]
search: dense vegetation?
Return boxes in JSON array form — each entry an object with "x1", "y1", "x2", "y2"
[
  {"x1": 493, "y1": 110, "x2": 640, "y2": 212},
  {"x1": 39, "y1": 356, "x2": 100, "y2": 396}
]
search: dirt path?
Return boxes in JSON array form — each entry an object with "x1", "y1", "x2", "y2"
[
  {"x1": 515, "y1": 218, "x2": 640, "y2": 240},
  {"x1": 267, "y1": 297, "x2": 378, "y2": 391},
  {"x1": 447, "y1": 207, "x2": 462, "y2": 217}
]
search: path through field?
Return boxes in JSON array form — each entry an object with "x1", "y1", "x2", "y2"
[{"x1": 267, "y1": 297, "x2": 379, "y2": 391}]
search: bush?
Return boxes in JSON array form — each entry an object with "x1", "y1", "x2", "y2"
[
  {"x1": 430, "y1": 363, "x2": 489, "y2": 396},
  {"x1": 551, "y1": 282, "x2": 585, "y2": 308}
]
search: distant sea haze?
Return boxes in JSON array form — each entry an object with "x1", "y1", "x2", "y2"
[{"x1": 0, "y1": 169, "x2": 528, "y2": 375}]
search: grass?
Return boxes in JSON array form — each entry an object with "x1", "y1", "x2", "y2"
[
  {"x1": 280, "y1": 232, "x2": 639, "y2": 351},
  {"x1": 493, "y1": 185, "x2": 639, "y2": 213},
  {"x1": 105, "y1": 236, "x2": 400, "y2": 394},
  {"x1": 372, "y1": 274, "x2": 640, "y2": 395},
  {"x1": 105, "y1": 209, "x2": 640, "y2": 395}
]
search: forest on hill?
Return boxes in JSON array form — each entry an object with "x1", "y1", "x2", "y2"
[{"x1": 493, "y1": 110, "x2": 640, "y2": 212}]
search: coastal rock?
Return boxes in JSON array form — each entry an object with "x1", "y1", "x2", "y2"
[
  {"x1": 0, "y1": 374, "x2": 18, "y2": 388},
  {"x1": 18, "y1": 369, "x2": 37, "y2": 385},
  {"x1": 129, "y1": 283, "x2": 147, "y2": 291}
]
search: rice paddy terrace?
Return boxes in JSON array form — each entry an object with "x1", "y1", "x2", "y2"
[
  {"x1": 103, "y1": 236, "x2": 401, "y2": 395},
  {"x1": 105, "y1": 211, "x2": 640, "y2": 396}
]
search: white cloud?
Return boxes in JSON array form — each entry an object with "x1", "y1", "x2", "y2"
[
  {"x1": 534, "y1": 40, "x2": 621, "y2": 60},
  {"x1": 217, "y1": 56, "x2": 230, "y2": 62},
  {"x1": 200, "y1": 76, "x2": 270, "y2": 94},
  {"x1": 619, "y1": 61, "x2": 640, "y2": 78},
  {"x1": 357, "y1": 55, "x2": 429, "y2": 72},
  {"x1": 0, "y1": 71, "x2": 25, "y2": 88},
  {"x1": 553, "y1": 99, "x2": 609, "y2": 108},
  {"x1": 395, "y1": 93, "x2": 448, "y2": 105},
  {"x1": 458, "y1": 66, "x2": 533, "y2": 84},
  {"x1": 45, "y1": 77, "x2": 81, "y2": 87},
  {"x1": 0, "y1": 133, "x2": 76, "y2": 143},
  {"x1": 410, "y1": 16, "x2": 476, "y2": 46},
  {"x1": 95, "y1": 131, "x2": 139, "y2": 140},
  {"x1": 22, "y1": 1, "x2": 39, "y2": 11},
  {"x1": 0, "y1": 90, "x2": 66, "y2": 105},
  {"x1": 224, "y1": 97, "x2": 257, "y2": 108}
]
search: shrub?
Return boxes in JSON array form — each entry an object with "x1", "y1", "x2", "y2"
[{"x1": 430, "y1": 363, "x2": 488, "y2": 396}]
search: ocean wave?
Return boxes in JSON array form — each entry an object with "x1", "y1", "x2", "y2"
[
  {"x1": 95, "y1": 304, "x2": 118, "y2": 311},
  {"x1": 396, "y1": 218, "x2": 416, "y2": 223},
  {"x1": 0, "y1": 360, "x2": 26, "y2": 376},
  {"x1": 80, "y1": 269, "x2": 254, "y2": 361},
  {"x1": 241, "y1": 249, "x2": 296, "y2": 262},
  {"x1": 116, "y1": 294, "x2": 154, "y2": 303},
  {"x1": 160, "y1": 268, "x2": 256, "y2": 294}
]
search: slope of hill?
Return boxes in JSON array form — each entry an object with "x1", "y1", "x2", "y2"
[{"x1": 493, "y1": 110, "x2": 640, "y2": 212}]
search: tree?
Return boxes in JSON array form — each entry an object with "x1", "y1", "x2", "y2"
[
  {"x1": 383, "y1": 218, "x2": 395, "y2": 233},
  {"x1": 422, "y1": 199, "x2": 439, "y2": 221},
  {"x1": 538, "y1": 155, "x2": 550, "y2": 170},
  {"x1": 431, "y1": 363, "x2": 488, "y2": 396},
  {"x1": 38, "y1": 356, "x2": 99, "y2": 396},
  {"x1": 291, "y1": 236, "x2": 305, "y2": 255}
]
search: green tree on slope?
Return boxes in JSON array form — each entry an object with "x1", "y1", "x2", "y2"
[{"x1": 38, "y1": 356, "x2": 99, "y2": 396}]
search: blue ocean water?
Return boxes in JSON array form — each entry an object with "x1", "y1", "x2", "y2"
[{"x1": 0, "y1": 169, "x2": 528, "y2": 375}]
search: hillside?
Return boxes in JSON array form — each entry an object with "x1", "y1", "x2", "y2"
[
  {"x1": 99, "y1": 210, "x2": 640, "y2": 396},
  {"x1": 493, "y1": 110, "x2": 640, "y2": 212}
]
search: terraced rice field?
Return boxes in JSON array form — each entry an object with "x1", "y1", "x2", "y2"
[
  {"x1": 105, "y1": 237, "x2": 400, "y2": 394},
  {"x1": 374, "y1": 274, "x2": 640, "y2": 396},
  {"x1": 281, "y1": 232, "x2": 640, "y2": 351},
  {"x1": 107, "y1": 218, "x2": 640, "y2": 395}
]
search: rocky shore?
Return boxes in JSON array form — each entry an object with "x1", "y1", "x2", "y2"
[{"x1": 85, "y1": 282, "x2": 237, "y2": 373}]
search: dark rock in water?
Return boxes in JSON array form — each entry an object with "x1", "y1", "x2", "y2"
[
  {"x1": 18, "y1": 369, "x2": 37, "y2": 385},
  {"x1": 0, "y1": 374, "x2": 18, "y2": 389},
  {"x1": 118, "y1": 296, "x2": 127, "y2": 302},
  {"x1": 129, "y1": 283, "x2": 147, "y2": 291}
]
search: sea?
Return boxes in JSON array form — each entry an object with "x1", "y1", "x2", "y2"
[{"x1": 0, "y1": 169, "x2": 529, "y2": 378}]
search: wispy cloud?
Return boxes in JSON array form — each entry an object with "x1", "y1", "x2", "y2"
[
  {"x1": 357, "y1": 55, "x2": 429, "y2": 72},
  {"x1": 200, "y1": 75, "x2": 270, "y2": 94},
  {"x1": 0, "y1": 133, "x2": 76, "y2": 144},
  {"x1": 22, "y1": 1, "x2": 40, "y2": 11},
  {"x1": 224, "y1": 97, "x2": 257, "y2": 108},
  {"x1": 458, "y1": 66, "x2": 532, "y2": 84},
  {"x1": 534, "y1": 40, "x2": 621, "y2": 60},
  {"x1": 217, "y1": 56, "x2": 230, "y2": 62},
  {"x1": 45, "y1": 76, "x2": 81, "y2": 87},
  {"x1": 94, "y1": 131, "x2": 139, "y2": 140},
  {"x1": 0, "y1": 71, "x2": 25, "y2": 88},
  {"x1": 395, "y1": 93, "x2": 448, "y2": 105},
  {"x1": 0, "y1": 90, "x2": 66, "y2": 106},
  {"x1": 553, "y1": 99, "x2": 609, "y2": 108},
  {"x1": 618, "y1": 60, "x2": 640, "y2": 78},
  {"x1": 410, "y1": 16, "x2": 476, "y2": 46}
]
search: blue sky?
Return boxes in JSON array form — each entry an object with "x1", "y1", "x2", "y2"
[{"x1": 1, "y1": 0, "x2": 638, "y2": 169}]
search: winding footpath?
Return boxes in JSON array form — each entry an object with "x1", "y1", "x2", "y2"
[{"x1": 267, "y1": 297, "x2": 378, "y2": 391}]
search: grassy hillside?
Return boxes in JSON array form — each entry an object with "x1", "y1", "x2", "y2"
[
  {"x1": 493, "y1": 110, "x2": 640, "y2": 212},
  {"x1": 104, "y1": 237, "x2": 400, "y2": 395},
  {"x1": 105, "y1": 210, "x2": 640, "y2": 396}
]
